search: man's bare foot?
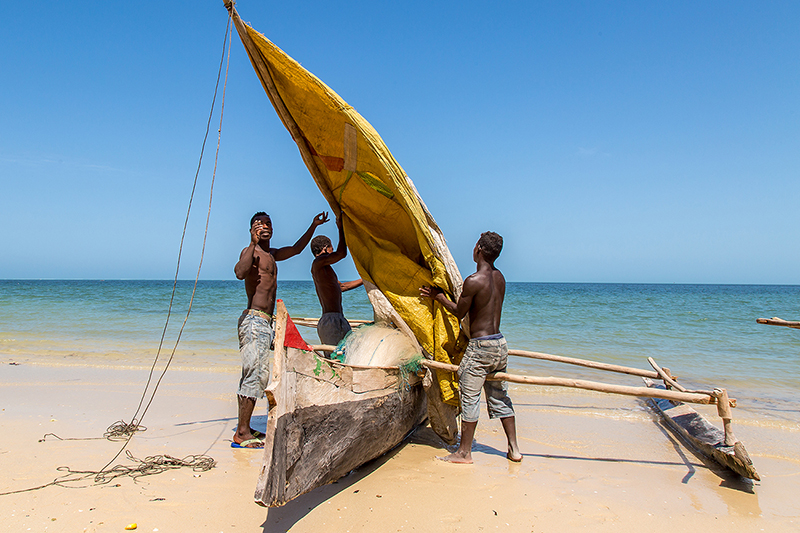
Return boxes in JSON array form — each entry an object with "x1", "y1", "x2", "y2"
[
  {"x1": 507, "y1": 442, "x2": 522, "y2": 462},
  {"x1": 437, "y1": 452, "x2": 473, "y2": 464}
]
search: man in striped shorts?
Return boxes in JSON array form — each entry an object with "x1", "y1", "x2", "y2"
[
  {"x1": 232, "y1": 210, "x2": 328, "y2": 448},
  {"x1": 420, "y1": 231, "x2": 522, "y2": 463}
]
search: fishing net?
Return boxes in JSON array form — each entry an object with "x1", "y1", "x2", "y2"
[{"x1": 332, "y1": 324, "x2": 421, "y2": 368}]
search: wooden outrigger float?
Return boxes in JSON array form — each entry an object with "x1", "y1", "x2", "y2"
[
  {"x1": 642, "y1": 379, "x2": 759, "y2": 480},
  {"x1": 417, "y1": 355, "x2": 758, "y2": 480}
]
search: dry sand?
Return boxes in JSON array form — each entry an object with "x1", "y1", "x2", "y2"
[{"x1": 1, "y1": 355, "x2": 798, "y2": 532}]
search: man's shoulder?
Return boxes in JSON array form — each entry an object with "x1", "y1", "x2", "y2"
[
  {"x1": 463, "y1": 271, "x2": 491, "y2": 293},
  {"x1": 312, "y1": 260, "x2": 337, "y2": 277},
  {"x1": 465, "y1": 269, "x2": 492, "y2": 284},
  {"x1": 312, "y1": 251, "x2": 342, "y2": 268},
  {"x1": 250, "y1": 246, "x2": 277, "y2": 267},
  {"x1": 311, "y1": 254, "x2": 328, "y2": 269}
]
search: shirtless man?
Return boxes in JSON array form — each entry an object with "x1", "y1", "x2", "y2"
[
  {"x1": 232, "y1": 210, "x2": 328, "y2": 448},
  {"x1": 310, "y1": 216, "x2": 363, "y2": 347},
  {"x1": 420, "y1": 231, "x2": 522, "y2": 463}
]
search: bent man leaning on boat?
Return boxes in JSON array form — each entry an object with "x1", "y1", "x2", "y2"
[
  {"x1": 232, "y1": 210, "x2": 328, "y2": 448},
  {"x1": 420, "y1": 231, "x2": 522, "y2": 464},
  {"x1": 310, "y1": 215, "x2": 363, "y2": 347}
]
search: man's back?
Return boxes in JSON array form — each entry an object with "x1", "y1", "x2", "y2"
[
  {"x1": 311, "y1": 260, "x2": 344, "y2": 314},
  {"x1": 464, "y1": 265, "x2": 504, "y2": 338}
]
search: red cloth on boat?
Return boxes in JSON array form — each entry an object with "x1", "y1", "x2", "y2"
[{"x1": 280, "y1": 303, "x2": 312, "y2": 351}]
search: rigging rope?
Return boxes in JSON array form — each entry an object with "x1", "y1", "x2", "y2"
[
  {"x1": 97, "y1": 11, "x2": 233, "y2": 475},
  {"x1": 0, "y1": 15, "x2": 233, "y2": 497}
]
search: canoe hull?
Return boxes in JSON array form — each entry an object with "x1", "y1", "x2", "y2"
[{"x1": 255, "y1": 337, "x2": 427, "y2": 507}]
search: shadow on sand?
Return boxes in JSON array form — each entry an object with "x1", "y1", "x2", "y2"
[{"x1": 258, "y1": 425, "x2": 448, "y2": 532}]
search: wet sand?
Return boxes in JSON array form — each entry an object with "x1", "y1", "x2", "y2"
[{"x1": 1, "y1": 355, "x2": 798, "y2": 532}]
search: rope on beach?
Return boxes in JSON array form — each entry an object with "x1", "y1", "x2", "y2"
[
  {"x1": 104, "y1": 419, "x2": 147, "y2": 440},
  {"x1": 39, "y1": 433, "x2": 105, "y2": 442},
  {"x1": 0, "y1": 451, "x2": 216, "y2": 496},
  {"x1": 38, "y1": 419, "x2": 147, "y2": 443},
  {"x1": 90, "y1": 451, "x2": 216, "y2": 484}
]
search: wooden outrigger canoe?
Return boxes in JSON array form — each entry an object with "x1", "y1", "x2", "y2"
[
  {"x1": 643, "y1": 378, "x2": 760, "y2": 480},
  {"x1": 255, "y1": 301, "x2": 427, "y2": 507},
  {"x1": 219, "y1": 1, "x2": 760, "y2": 499}
]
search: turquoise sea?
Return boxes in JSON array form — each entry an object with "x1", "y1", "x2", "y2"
[{"x1": 1, "y1": 280, "x2": 797, "y2": 422}]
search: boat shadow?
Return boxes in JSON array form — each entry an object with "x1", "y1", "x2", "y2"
[
  {"x1": 472, "y1": 437, "x2": 709, "y2": 471},
  {"x1": 468, "y1": 416, "x2": 755, "y2": 495},
  {"x1": 259, "y1": 425, "x2": 447, "y2": 532}
]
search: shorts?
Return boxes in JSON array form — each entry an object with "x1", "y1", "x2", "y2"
[
  {"x1": 458, "y1": 335, "x2": 515, "y2": 423},
  {"x1": 237, "y1": 310, "x2": 275, "y2": 399},
  {"x1": 317, "y1": 312, "x2": 352, "y2": 346}
]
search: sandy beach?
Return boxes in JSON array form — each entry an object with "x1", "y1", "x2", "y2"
[{"x1": 1, "y1": 354, "x2": 798, "y2": 533}]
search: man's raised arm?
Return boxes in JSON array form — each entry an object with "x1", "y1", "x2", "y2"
[
  {"x1": 234, "y1": 221, "x2": 265, "y2": 279},
  {"x1": 314, "y1": 215, "x2": 350, "y2": 267},
  {"x1": 273, "y1": 212, "x2": 329, "y2": 261}
]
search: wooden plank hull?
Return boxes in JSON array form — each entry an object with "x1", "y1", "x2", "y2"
[
  {"x1": 255, "y1": 342, "x2": 427, "y2": 507},
  {"x1": 643, "y1": 378, "x2": 759, "y2": 480}
]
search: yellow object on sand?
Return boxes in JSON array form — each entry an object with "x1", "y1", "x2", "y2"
[
  {"x1": 124, "y1": 523, "x2": 137, "y2": 530},
  {"x1": 228, "y1": 8, "x2": 468, "y2": 425}
]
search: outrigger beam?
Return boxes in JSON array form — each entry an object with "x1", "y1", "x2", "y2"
[
  {"x1": 309, "y1": 345, "x2": 735, "y2": 407},
  {"x1": 310, "y1": 343, "x2": 757, "y2": 479}
]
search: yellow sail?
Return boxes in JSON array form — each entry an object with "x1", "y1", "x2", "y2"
[{"x1": 225, "y1": 3, "x2": 467, "y2": 435}]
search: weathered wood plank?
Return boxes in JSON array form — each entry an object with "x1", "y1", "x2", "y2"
[{"x1": 254, "y1": 301, "x2": 291, "y2": 505}]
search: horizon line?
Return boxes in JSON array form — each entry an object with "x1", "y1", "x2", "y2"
[{"x1": 2, "y1": 278, "x2": 799, "y2": 287}]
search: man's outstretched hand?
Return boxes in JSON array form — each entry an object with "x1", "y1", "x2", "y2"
[
  {"x1": 312, "y1": 212, "x2": 330, "y2": 227},
  {"x1": 419, "y1": 285, "x2": 443, "y2": 299}
]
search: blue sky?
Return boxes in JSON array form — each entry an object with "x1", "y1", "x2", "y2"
[{"x1": 1, "y1": 1, "x2": 798, "y2": 283}]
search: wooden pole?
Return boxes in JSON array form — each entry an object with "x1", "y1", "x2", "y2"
[
  {"x1": 647, "y1": 357, "x2": 714, "y2": 396},
  {"x1": 309, "y1": 344, "x2": 736, "y2": 407},
  {"x1": 292, "y1": 317, "x2": 372, "y2": 328},
  {"x1": 757, "y1": 317, "x2": 800, "y2": 329},
  {"x1": 508, "y1": 349, "x2": 660, "y2": 379},
  {"x1": 713, "y1": 388, "x2": 737, "y2": 446},
  {"x1": 418, "y1": 359, "x2": 734, "y2": 407}
]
